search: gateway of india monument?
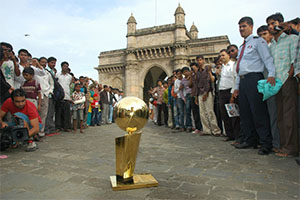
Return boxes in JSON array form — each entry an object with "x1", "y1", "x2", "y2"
[{"x1": 95, "y1": 4, "x2": 230, "y2": 101}]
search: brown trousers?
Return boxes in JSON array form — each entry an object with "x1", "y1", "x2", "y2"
[{"x1": 276, "y1": 77, "x2": 299, "y2": 156}]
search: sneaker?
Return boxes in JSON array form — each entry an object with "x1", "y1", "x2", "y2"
[
  {"x1": 192, "y1": 129, "x2": 200, "y2": 134},
  {"x1": 25, "y1": 141, "x2": 38, "y2": 152},
  {"x1": 38, "y1": 132, "x2": 45, "y2": 137}
]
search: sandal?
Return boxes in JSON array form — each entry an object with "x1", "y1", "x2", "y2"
[
  {"x1": 223, "y1": 138, "x2": 234, "y2": 142},
  {"x1": 10, "y1": 142, "x2": 20, "y2": 149},
  {"x1": 275, "y1": 152, "x2": 294, "y2": 158},
  {"x1": 231, "y1": 142, "x2": 240, "y2": 146},
  {"x1": 199, "y1": 132, "x2": 210, "y2": 136},
  {"x1": 272, "y1": 148, "x2": 280, "y2": 153}
]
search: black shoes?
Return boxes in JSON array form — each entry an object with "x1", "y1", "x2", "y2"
[
  {"x1": 258, "y1": 148, "x2": 271, "y2": 155},
  {"x1": 234, "y1": 142, "x2": 257, "y2": 149},
  {"x1": 295, "y1": 159, "x2": 300, "y2": 166}
]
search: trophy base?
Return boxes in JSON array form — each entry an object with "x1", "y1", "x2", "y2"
[{"x1": 110, "y1": 173, "x2": 158, "y2": 191}]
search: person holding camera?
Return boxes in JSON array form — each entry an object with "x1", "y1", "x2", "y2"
[
  {"x1": 267, "y1": 13, "x2": 299, "y2": 157},
  {"x1": 0, "y1": 89, "x2": 42, "y2": 152},
  {"x1": 0, "y1": 42, "x2": 20, "y2": 98}
]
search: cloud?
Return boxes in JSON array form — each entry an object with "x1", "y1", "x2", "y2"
[{"x1": 1, "y1": 0, "x2": 299, "y2": 80}]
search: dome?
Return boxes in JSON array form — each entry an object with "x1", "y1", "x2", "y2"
[
  {"x1": 190, "y1": 23, "x2": 198, "y2": 32},
  {"x1": 174, "y1": 3, "x2": 185, "y2": 15},
  {"x1": 127, "y1": 13, "x2": 137, "y2": 24}
]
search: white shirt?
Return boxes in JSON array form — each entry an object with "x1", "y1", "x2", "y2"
[
  {"x1": 219, "y1": 60, "x2": 236, "y2": 91},
  {"x1": 56, "y1": 72, "x2": 72, "y2": 100},
  {"x1": 174, "y1": 79, "x2": 182, "y2": 99},
  {"x1": 114, "y1": 93, "x2": 119, "y2": 103},
  {"x1": 35, "y1": 69, "x2": 54, "y2": 98},
  {"x1": 1, "y1": 60, "x2": 15, "y2": 88},
  {"x1": 107, "y1": 91, "x2": 110, "y2": 103}
]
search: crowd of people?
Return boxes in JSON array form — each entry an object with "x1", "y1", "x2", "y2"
[
  {"x1": 0, "y1": 13, "x2": 299, "y2": 162},
  {"x1": 0, "y1": 45, "x2": 123, "y2": 152},
  {"x1": 148, "y1": 14, "x2": 300, "y2": 160}
]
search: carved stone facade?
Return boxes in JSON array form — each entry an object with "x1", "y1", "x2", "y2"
[{"x1": 95, "y1": 4, "x2": 230, "y2": 100}]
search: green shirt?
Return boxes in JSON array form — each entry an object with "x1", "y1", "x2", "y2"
[
  {"x1": 163, "y1": 88, "x2": 168, "y2": 104},
  {"x1": 269, "y1": 32, "x2": 298, "y2": 84}
]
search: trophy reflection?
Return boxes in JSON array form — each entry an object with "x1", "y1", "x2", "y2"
[{"x1": 110, "y1": 96, "x2": 158, "y2": 190}]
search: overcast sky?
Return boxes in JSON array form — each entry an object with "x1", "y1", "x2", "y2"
[{"x1": 1, "y1": 0, "x2": 298, "y2": 80}]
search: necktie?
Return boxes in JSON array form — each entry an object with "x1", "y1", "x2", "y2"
[{"x1": 236, "y1": 40, "x2": 246, "y2": 73}]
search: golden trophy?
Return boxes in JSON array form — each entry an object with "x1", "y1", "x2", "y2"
[{"x1": 110, "y1": 96, "x2": 158, "y2": 191}]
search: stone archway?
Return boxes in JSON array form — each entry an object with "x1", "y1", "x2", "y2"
[
  {"x1": 143, "y1": 66, "x2": 167, "y2": 102},
  {"x1": 111, "y1": 77, "x2": 122, "y2": 90}
]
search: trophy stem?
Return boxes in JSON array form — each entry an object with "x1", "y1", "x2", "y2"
[{"x1": 115, "y1": 132, "x2": 141, "y2": 184}]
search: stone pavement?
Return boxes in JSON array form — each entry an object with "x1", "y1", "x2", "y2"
[{"x1": 0, "y1": 121, "x2": 299, "y2": 200}]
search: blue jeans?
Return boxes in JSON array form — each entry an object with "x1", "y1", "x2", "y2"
[
  {"x1": 185, "y1": 94, "x2": 192, "y2": 129},
  {"x1": 91, "y1": 108, "x2": 99, "y2": 125},
  {"x1": 109, "y1": 104, "x2": 113, "y2": 123},
  {"x1": 97, "y1": 110, "x2": 102, "y2": 125},
  {"x1": 177, "y1": 98, "x2": 185, "y2": 128},
  {"x1": 173, "y1": 98, "x2": 179, "y2": 127}
]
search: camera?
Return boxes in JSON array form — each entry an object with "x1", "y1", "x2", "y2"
[
  {"x1": 0, "y1": 117, "x2": 29, "y2": 151},
  {"x1": 0, "y1": 45, "x2": 3, "y2": 61},
  {"x1": 274, "y1": 26, "x2": 283, "y2": 31}
]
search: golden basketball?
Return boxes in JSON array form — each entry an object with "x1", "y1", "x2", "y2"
[{"x1": 114, "y1": 96, "x2": 149, "y2": 134}]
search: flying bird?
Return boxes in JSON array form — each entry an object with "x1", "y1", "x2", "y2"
[{"x1": 24, "y1": 34, "x2": 30, "y2": 37}]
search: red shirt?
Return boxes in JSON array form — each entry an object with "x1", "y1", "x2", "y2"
[
  {"x1": 1, "y1": 98, "x2": 42, "y2": 123},
  {"x1": 21, "y1": 80, "x2": 41, "y2": 99},
  {"x1": 91, "y1": 93, "x2": 99, "y2": 108}
]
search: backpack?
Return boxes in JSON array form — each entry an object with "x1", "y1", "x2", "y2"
[{"x1": 46, "y1": 69, "x2": 65, "y2": 102}]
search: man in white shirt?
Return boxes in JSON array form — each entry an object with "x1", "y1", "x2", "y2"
[
  {"x1": 174, "y1": 69, "x2": 184, "y2": 131},
  {"x1": 35, "y1": 57, "x2": 54, "y2": 137},
  {"x1": 55, "y1": 61, "x2": 72, "y2": 132},
  {"x1": 44, "y1": 57, "x2": 57, "y2": 135},
  {"x1": 218, "y1": 49, "x2": 240, "y2": 141}
]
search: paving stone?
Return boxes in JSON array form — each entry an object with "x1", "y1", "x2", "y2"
[
  {"x1": 257, "y1": 191, "x2": 295, "y2": 200},
  {"x1": 208, "y1": 186, "x2": 256, "y2": 199},
  {"x1": 42, "y1": 182, "x2": 103, "y2": 199},
  {"x1": 206, "y1": 178, "x2": 244, "y2": 190},
  {"x1": 170, "y1": 175, "x2": 210, "y2": 185},
  {"x1": 0, "y1": 189, "x2": 44, "y2": 200},
  {"x1": 243, "y1": 181, "x2": 276, "y2": 193},
  {"x1": 178, "y1": 182, "x2": 212, "y2": 196},
  {"x1": 0, "y1": 172, "x2": 62, "y2": 193},
  {"x1": 146, "y1": 188, "x2": 193, "y2": 199}
]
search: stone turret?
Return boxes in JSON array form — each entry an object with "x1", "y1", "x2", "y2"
[
  {"x1": 173, "y1": 4, "x2": 188, "y2": 69},
  {"x1": 127, "y1": 13, "x2": 137, "y2": 48},
  {"x1": 174, "y1": 3, "x2": 185, "y2": 25},
  {"x1": 190, "y1": 22, "x2": 198, "y2": 39}
]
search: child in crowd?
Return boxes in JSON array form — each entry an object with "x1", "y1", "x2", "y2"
[
  {"x1": 91, "y1": 86, "x2": 100, "y2": 126},
  {"x1": 72, "y1": 83, "x2": 85, "y2": 133},
  {"x1": 21, "y1": 67, "x2": 41, "y2": 111}
]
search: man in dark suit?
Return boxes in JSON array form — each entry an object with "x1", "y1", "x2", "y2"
[{"x1": 100, "y1": 85, "x2": 109, "y2": 124}]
